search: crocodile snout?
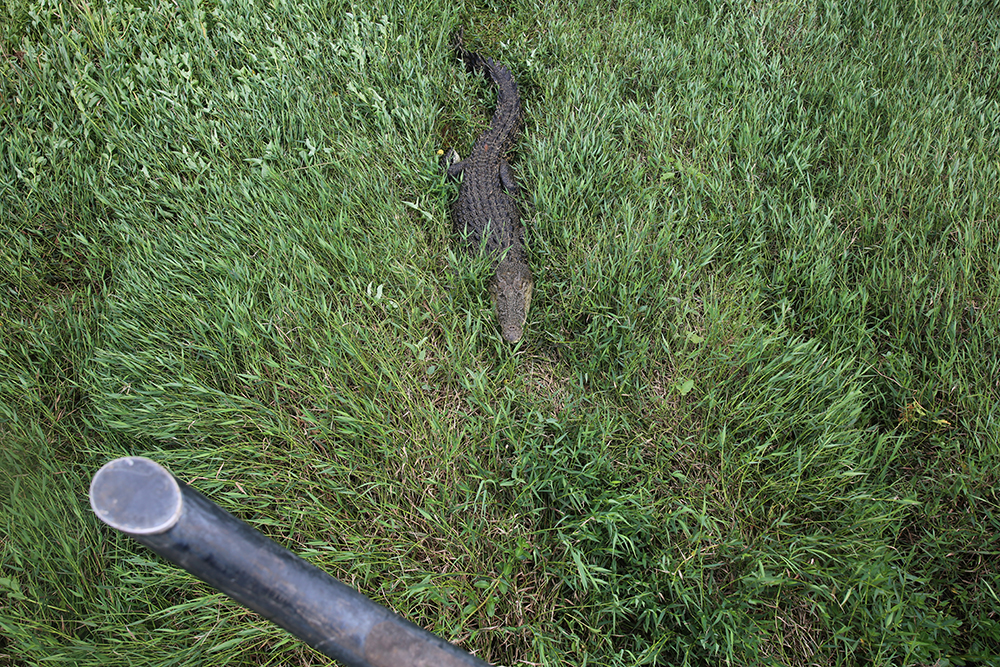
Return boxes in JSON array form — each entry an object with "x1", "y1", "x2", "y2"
[{"x1": 490, "y1": 259, "x2": 533, "y2": 344}]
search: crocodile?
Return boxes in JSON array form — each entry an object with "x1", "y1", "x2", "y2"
[{"x1": 443, "y1": 30, "x2": 533, "y2": 343}]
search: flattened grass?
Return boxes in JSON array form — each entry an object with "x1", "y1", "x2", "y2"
[{"x1": 2, "y1": 0, "x2": 999, "y2": 665}]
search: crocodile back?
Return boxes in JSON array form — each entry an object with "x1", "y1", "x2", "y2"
[{"x1": 452, "y1": 170, "x2": 522, "y2": 257}]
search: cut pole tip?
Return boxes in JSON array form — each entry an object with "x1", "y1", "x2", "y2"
[{"x1": 89, "y1": 457, "x2": 182, "y2": 535}]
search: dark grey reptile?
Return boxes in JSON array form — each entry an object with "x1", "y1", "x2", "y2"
[{"x1": 443, "y1": 31, "x2": 533, "y2": 343}]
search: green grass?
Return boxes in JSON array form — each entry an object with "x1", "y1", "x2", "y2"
[{"x1": 2, "y1": 0, "x2": 999, "y2": 664}]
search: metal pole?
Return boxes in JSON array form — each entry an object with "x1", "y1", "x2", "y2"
[{"x1": 89, "y1": 456, "x2": 493, "y2": 667}]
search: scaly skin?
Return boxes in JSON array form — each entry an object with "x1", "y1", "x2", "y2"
[{"x1": 445, "y1": 31, "x2": 533, "y2": 343}]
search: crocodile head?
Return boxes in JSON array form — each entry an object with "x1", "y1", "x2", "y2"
[{"x1": 489, "y1": 257, "x2": 533, "y2": 343}]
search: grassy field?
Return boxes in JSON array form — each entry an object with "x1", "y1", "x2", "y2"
[{"x1": 2, "y1": 0, "x2": 999, "y2": 664}]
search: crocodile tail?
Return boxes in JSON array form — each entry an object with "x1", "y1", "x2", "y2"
[
  {"x1": 451, "y1": 28, "x2": 522, "y2": 147},
  {"x1": 451, "y1": 28, "x2": 486, "y2": 75},
  {"x1": 451, "y1": 29, "x2": 513, "y2": 87}
]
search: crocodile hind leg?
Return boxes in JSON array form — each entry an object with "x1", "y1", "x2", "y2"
[
  {"x1": 499, "y1": 159, "x2": 519, "y2": 196},
  {"x1": 441, "y1": 148, "x2": 465, "y2": 181}
]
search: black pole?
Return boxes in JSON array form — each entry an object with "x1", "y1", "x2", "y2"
[{"x1": 89, "y1": 456, "x2": 493, "y2": 667}]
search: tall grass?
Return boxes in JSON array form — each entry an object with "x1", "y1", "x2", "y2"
[{"x1": 2, "y1": 0, "x2": 998, "y2": 664}]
